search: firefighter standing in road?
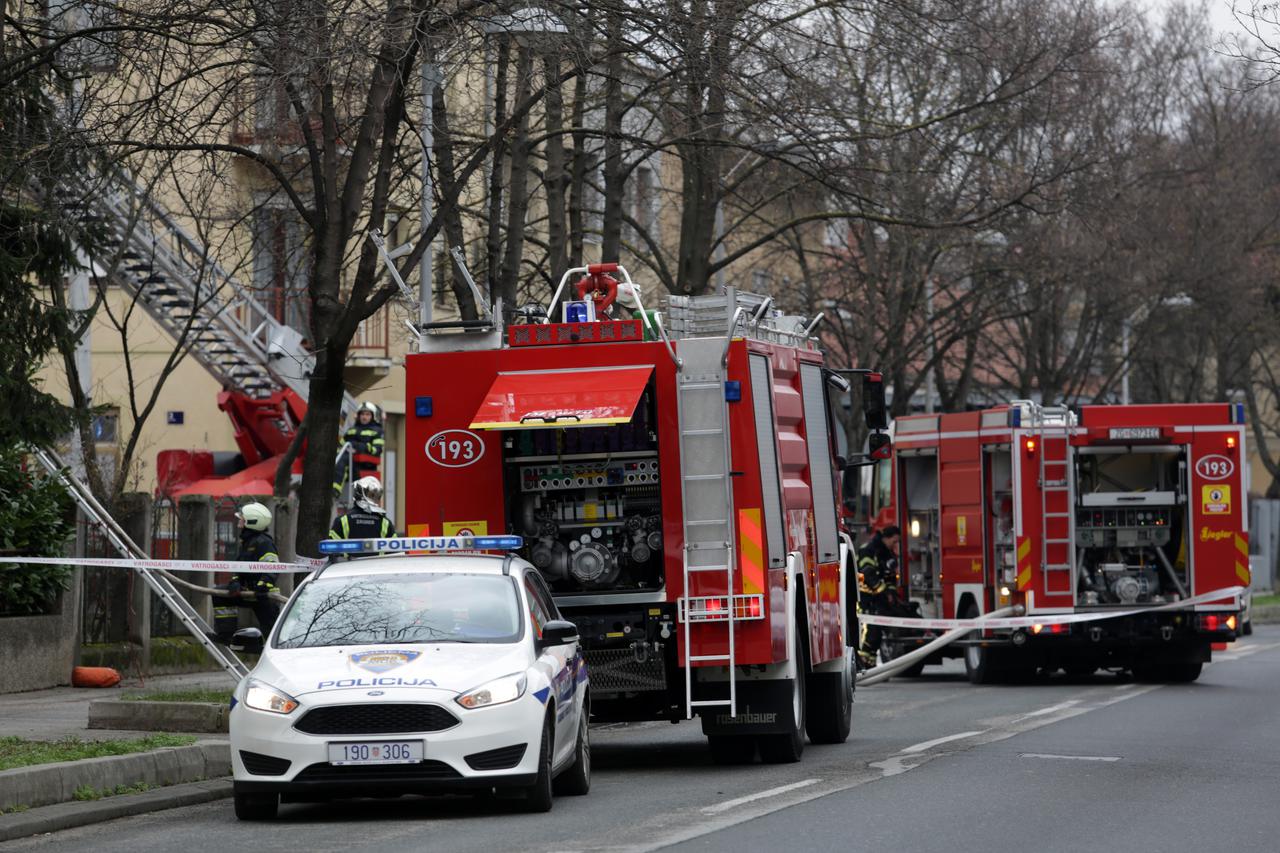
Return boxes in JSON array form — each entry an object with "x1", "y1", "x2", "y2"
[
  {"x1": 856, "y1": 525, "x2": 901, "y2": 670},
  {"x1": 329, "y1": 476, "x2": 397, "y2": 541},
  {"x1": 228, "y1": 502, "x2": 281, "y2": 635},
  {"x1": 333, "y1": 402, "x2": 386, "y2": 494}
]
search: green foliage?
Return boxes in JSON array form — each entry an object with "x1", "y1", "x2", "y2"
[
  {"x1": 0, "y1": 62, "x2": 88, "y2": 446},
  {"x1": 73, "y1": 781, "x2": 153, "y2": 801},
  {"x1": 0, "y1": 734, "x2": 195, "y2": 771},
  {"x1": 0, "y1": 447, "x2": 76, "y2": 616}
]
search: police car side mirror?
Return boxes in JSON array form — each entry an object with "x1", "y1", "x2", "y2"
[
  {"x1": 537, "y1": 620, "x2": 580, "y2": 650},
  {"x1": 230, "y1": 627, "x2": 265, "y2": 654}
]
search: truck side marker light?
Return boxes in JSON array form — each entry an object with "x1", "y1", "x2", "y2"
[
  {"x1": 1024, "y1": 438, "x2": 1036, "y2": 453},
  {"x1": 1226, "y1": 435, "x2": 1237, "y2": 449}
]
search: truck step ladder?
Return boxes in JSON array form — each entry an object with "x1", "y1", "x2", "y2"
[
  {"x1": 676, "y1": 337, "x2": 738, "y2": 718},
  {"x1": 34, "y1": 448, "x2": 249, "y2": 682},
  {"x1": 59, "y1": 169, "x2": 355, "y2": 414},
  {"x1": 1031, "y1": 404, "x2": 1077, "y2": 599}
]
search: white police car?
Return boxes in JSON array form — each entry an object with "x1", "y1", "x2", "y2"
[{"x1": 228, "y1": 536, "x2": 589, "y2": 819}]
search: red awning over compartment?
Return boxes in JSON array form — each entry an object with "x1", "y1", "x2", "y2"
[{"x1": 469, "y1": 366, "x2": 653, "y2": 430}]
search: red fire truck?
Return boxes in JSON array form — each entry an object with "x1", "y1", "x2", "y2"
[
  {"x1": 867, "y1": 401, "x2": 1248, "y2": 683},
  {"x1": 403, "y1": 266, "x2": 887, "y2": 763}
]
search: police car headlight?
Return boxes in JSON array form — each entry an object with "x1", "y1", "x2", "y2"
[
  {"x1": 456, "y1": 672, "x2": 527, "y2": 710},
  {"x1": 244, "y1": 678, "x2": 299, "y2": 715}
]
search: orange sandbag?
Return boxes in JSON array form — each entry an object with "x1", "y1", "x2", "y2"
[{"x1": 72, "y1": 666, "x2": 121, "y2": 688}]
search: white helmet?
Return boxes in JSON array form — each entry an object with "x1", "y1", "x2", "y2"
[
  {"x1": 615, "y1": 281, "x2": 641, "y2": 312},
  {"x1": 237, "y1": 502, "x2": 272, "y2": 532},
  {"x1": 353, "y1": 476, "x2": 383, "y2": 508},
  {"x1": 356, "y1": 401, "x2": 380, "y2": 421}
]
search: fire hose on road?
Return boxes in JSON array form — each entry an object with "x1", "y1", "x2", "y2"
[{"x1": 855, "y1": 606, "x2": 1022, "y2": 686}]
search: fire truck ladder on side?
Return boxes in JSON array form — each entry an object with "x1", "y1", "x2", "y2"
[
  {"x1": 57, "y1": 167, "x2": 355, "y2": 415},
  {"x1": 34, "y1": 448, "x2": 249, "y2": 682},
  {"x1": 676, "y1": 336, "x2": 739, "y2": 719},
  {"x1": 1031, "y1": 404, "x2": 1077, "y2": 599}
]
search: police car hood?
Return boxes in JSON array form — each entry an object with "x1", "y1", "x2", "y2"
[{"x1": 263, "y1": 643, "x2": 530, "y2": 699}]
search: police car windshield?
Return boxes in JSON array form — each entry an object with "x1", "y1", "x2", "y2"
[{"x1": 274, "y1": 573, "x2": 522, "y2": 648}]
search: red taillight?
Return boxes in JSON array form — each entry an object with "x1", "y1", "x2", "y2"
[
  {"x1": 1031, "y1": 622, "x2": 1067, "y2": 635},
  {"x1": 1198, "y1": 613, "x2": 1236, "y2": 633},
  {"x1": 707, "y1": 598, "x2": 723, "y2": 611},
  {"x1": 749, "y1": 598, "x2": 762, "y2": 618}
]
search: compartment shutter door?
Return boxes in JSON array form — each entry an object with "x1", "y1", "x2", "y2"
[
  {"x1": 750, "y1": 354, "x2": 787, "y2": 569},
  {"x1": 800, "y1": 363, "x2": 839, "y2": 563}
]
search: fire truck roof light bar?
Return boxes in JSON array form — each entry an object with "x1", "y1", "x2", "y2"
[{"x1": 318, "y1": 535, "x2": 525, "y2": 555}]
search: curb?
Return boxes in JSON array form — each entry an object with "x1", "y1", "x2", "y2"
[
  {"x1": 1251, "y1": 604, "x2": 1280, "y2": 625},
  {"x1": 0, "y1": 741, "x2": 230, "y2": 813},
  {"x1": 88, "y1": 700, "x2": 229, "y2": 733},
  {"x1": 0, "y1": 778, "x2": 232, "y2": 842}
]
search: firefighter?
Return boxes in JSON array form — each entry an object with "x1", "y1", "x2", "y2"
[
  {"x1": 856, "y1": 524, "x2": 900, "y2": 671},
  {"x1": 220, "y1": 502, "x2": 281, "y2": 636},
  {"x1": 329, "y1": 476, "x2": 397, "y2": 541},
  {"x1": 333, "y1": 402, "x2": 386, "y2": 495}
]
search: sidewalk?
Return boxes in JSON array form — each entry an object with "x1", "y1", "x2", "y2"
[{"x1": 0, "y1": 670, "x2": 235, "y2": 741}]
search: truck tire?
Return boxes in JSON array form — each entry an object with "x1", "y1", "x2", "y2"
[
  {"x1": 707, "y1": 735, "x2": 756, "y2": 765},
  {"x1": 805, "y1": 653, "x2": 853, "y2": 744},
  {"x1": 961, "y1": 604, "x2": 1006, "y2": 685},
  {"x1": 759, "y1": 624, "x2": 807, "y2": 764}
]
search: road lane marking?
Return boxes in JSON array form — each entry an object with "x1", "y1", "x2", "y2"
[
  {"x1": 899, "y1": 731, "x2": 986, "y2": 754},
  {"x1": 701, "y1": 779, "x2": 821, "y2": 815},
  {"x1": 1020, "y1": 752, "x2": 1121, "y2": 762},
  {"x1": 1015, "y1": 699, "x2": 1079, "y2": 719}
]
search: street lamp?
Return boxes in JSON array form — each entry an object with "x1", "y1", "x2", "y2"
[{"x1": 1120, "y1": 293, "x2": 1194, "y2": 404}]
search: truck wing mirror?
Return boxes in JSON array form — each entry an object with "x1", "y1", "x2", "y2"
[
  {"x1": 868, "y1": 431, "x2": 892, "y2": 460},
  {"x1": 863, "y1": 373, "x2": 888, "y2": 431}
]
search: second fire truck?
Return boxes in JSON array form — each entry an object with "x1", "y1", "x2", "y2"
[
  {"x1": 402, "y1": 265, "x2": 887, "y2": 762},
  {"x1": 863, "y1": 401, "x2": 1248, "y2": 683}
]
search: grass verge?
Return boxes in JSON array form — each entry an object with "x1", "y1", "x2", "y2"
[
  {"x1": 121, "y1": 689, "x2": 232, "y2": 704},
  {"x1": 73, "y1": 782, "x2": 153, "y2": 801},
  {"x1": 0, "y1": 734, "x2": 196, "y2": 771},
  {"x1": 1252, "y1": 593, "x2": 1280, "y2": 608}
]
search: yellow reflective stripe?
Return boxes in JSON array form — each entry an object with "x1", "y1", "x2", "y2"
[
  {"x1": 738, "y1": 508, "x2": 764, "y2": 595},
  {"x1": 1016, "y1": 565, "x2": 1032, "y2": 590},
  {"x1": 1236, "y1": 562, "x2": 1251, "y2": 584},
  {"x1": 341, "y1": 516, "x2": 350, "y2": 538},
  {"x1": 1235, "y1": 534, "x2": 1249, "y2": 558},
  {"x1": 260, "y1": 552, "x2": 278, "y2": 562},
  {"x1": 1017, "y1": 537, "x2": 1031, "y2": 561}
]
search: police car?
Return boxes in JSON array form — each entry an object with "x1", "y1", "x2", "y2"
[{"x1": 228, "y1": 536, "x2": 589, "y2": 819}]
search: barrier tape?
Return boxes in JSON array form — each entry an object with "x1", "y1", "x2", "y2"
[
  {"x1": 0, "y1": 555, "x2": 323, "y2": 574},
  {"x1": 858, "y1": 586, "x2": 1247, "y2": 631}
]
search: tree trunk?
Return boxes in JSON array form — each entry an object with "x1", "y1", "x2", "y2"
[
  {"x1": 568, "y1": 64, "x2": 590, "y2": 268},
  {"x1": 497, "y1": 47, "x2": 534, "y2": 313},
  {"x1": 295, "y1": 345, "x2": 347, "y2": 557},
  {"x1": 600, "y1": 11, "x2": 625, "y2": 261},
  {"x1": 485, "y1": 39, "x2": 511, "y2": 289},
  {"x1": 543, "y1": 53, "x2": 568, "y2": 282},
  {"x1": 431, "y1": 81, "x2": 478, "y2": 320}
]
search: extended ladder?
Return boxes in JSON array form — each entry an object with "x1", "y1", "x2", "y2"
[
  {"x1": 35, "y1": 449, "x2": 248, "y2": 681},
  {"x1": 1032, "y1": 405, "x2": 1077, "y2": 599},
  {"x1": 59, "y1": 167, "x2": 355, "y2": 414},
  {"x1": 676, "y1": 337, "x2": 738, "y2": 718}
]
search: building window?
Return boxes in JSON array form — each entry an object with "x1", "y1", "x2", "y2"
[
  {"x1": 92, "y1": 409, "x2": 119, "y2": 445},
  {"x1": 252, "y1": 207, "x2": 309, "y2": 334}
]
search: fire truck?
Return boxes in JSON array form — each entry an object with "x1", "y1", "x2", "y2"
[
  {"x1": 866, "y1": 401, "x2": 1248, "y2": 683},
  {"x1": 402, "y1": 265, "x2": 888, "y2": 763}
]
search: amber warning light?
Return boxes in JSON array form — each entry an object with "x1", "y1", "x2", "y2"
[{"x1": 1024, "y1": 438, "x2": 1037, "y2": 453}]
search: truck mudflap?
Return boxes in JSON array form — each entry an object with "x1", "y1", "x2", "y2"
[{"x1": 696, "y1": 678, "x2": 798, "y2": 737}]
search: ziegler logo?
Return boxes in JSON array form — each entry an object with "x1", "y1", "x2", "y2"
[
  {"x1": 425, "y1": 429, "x2": 485, "y2": 468},
  {"x1": 1200, "y1": 527, "x2": 1232, "y2": 542},
  {"x1": 1195, "y1": 455, "x2": 1235, "y2": 481}
]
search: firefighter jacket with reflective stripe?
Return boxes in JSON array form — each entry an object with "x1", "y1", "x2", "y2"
[
  {"x1": 344, "y1": 423, "x2": 385, "y2": 458},
  {"x1": 232, "y1": 529, "x2": 279, "y2": 594},
  {"x1": 857, "y1": 535, "x2": 898, "y2": 595},
  {"x1": 329, "y1": 506, "x2": 396, "y2": 541}
]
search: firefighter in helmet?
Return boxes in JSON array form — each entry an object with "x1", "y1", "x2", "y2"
[
  {"x1": 333, "y1": 401, "x2": 386, "y2": 495},
  {"x1": 214, "y1": 502, "x2": 281, "y2": 639},
  {"x1": 856, "y1": 524, "x2": 900, "y2": 671},
  {"x1": 329, "y1": 476, "x2": 397, "y2": 541}
]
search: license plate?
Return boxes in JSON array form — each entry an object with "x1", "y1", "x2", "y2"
[{"x1": 327, "y1": 740, "x2": 424, "y2": 766}]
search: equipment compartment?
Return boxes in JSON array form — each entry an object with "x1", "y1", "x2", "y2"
[{"x1": 501, "y1": 383, "x2": 666, "y2": 594}]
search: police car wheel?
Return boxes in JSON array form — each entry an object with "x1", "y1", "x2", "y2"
[
  {"x1": 553, "y1": 708, "x2": 591, "y2": 796},
  {"x1": 233, "y1": 792, "x2": 278, "y2": 821},
  {"x1": 521, "y1": 714, "x2": 555, "y2": 813}
]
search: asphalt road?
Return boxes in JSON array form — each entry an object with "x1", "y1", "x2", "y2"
[{"x1": 7, "y1": 628, "x2": 1280, "y2": 853}]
